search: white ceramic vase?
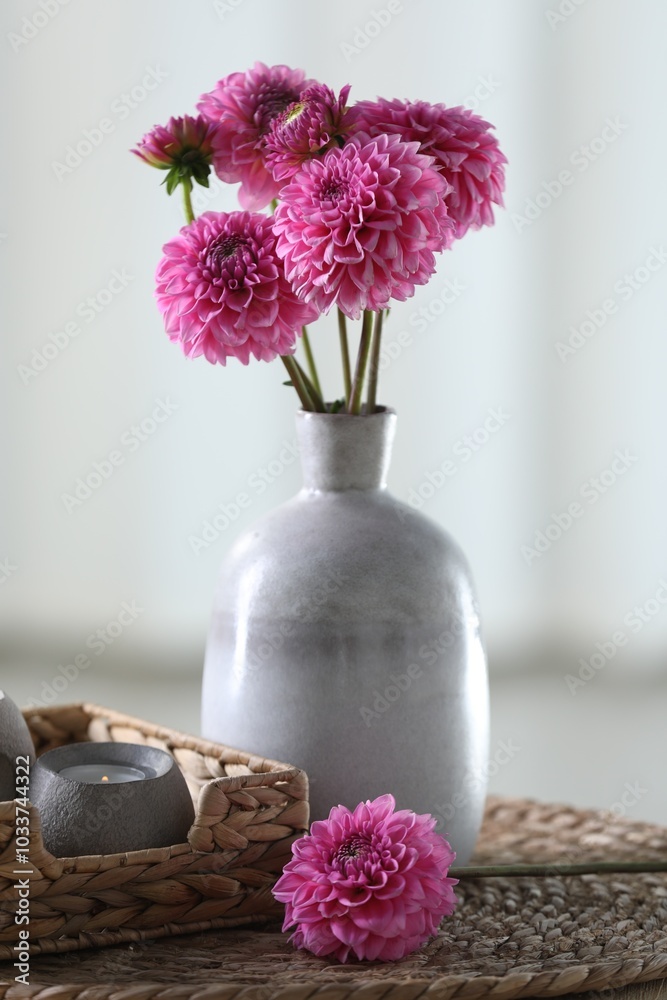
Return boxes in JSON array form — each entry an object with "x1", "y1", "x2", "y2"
[{"x1": 202, "y1": 408, "x2": 489, "y2": 864}]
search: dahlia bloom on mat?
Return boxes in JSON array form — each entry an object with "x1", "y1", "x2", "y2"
[
  {"x1": 272, "y1": 794, "x2": 458, "y2": 962},
  {"x1": 135, "y1": 62, "x2": 506, "y2": 413}
]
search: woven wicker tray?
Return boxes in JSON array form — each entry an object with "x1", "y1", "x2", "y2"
[
  {"x1": 4, "y1": 796, "x2": 667, "y2": 1000},
  {"x1": 0, "y1": 702, "x2": 309, "y2": 959}
]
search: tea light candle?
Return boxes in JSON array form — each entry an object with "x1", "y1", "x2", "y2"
[
  {"x1": 30, "y1": 742, "x2": 195, "y2": 857},
  {"x1": 59, "y1": 763, "x2": 145, "y2": 784}
]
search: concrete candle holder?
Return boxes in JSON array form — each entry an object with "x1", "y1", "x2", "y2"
[
  {"x1": 29, "y1": 742, "x2": 195, "y2": 857},
  {"x1": 0, "y1": 690, "x2": 36, "y2": 801}
]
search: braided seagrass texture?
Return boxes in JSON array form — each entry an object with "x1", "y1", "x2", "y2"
[
  {"x1": 4, "y1": 797, "x2": 667, "y2": 1000},
  {"x1": 0, "y1": 703, "x2": 309, "y2": 960}
]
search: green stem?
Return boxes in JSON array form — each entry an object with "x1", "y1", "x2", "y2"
[
  {"x1": 182, "y1": 181, "x2": 195, "y2": 224},
  {"x1": 293, "y1": 358, "x2": 326, "y2": 413},
  {"x1": 281, "y1": 356, "x2": 314, "y2": 411},
  {"x1": 337, "y1": 309, "x2": 352, "y2": 407},
  {"x1": 451, "y1": 861, "x2": 667, "y2": 879},
  {"x1": 366, "y1": 310, "x2": 384, "y2": 414},
  {"x1": 301, "y1": 327, "x2": 323, "y2": 401},
  {"x1": 270, "y1": 198, "x2": 279, "y2": 213},
  {"x1": 348, "y1": 310, "x2": 374, "y2": 415}
]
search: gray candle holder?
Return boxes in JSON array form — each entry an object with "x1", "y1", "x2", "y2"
[
  {"x1": 0, "y1": 690, "x2": 36, "y2": 801},
  {"x1": 29, "y1": 742, "x2": 195, "y2": 857}
]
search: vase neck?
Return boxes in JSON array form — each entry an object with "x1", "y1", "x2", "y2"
[{"x1": 296, "y1": 408, "x2": 397, "y2": 491}]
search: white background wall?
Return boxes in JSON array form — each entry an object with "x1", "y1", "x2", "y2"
[{"x1": 1, "y1": 0, "x2": 666, "y2": 819}]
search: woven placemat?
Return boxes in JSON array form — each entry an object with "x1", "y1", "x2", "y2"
[{"x1": 2, "y1": 796, "x2": 667, "y2": 999}]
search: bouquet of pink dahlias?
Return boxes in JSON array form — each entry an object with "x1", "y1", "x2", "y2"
[{"x1": 134, "y1": 62, "x2": 506, "y2": 414}]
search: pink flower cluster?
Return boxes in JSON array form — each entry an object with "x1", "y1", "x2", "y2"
[
  {"x1": 273, "y1": 794, "x2": 458, "y2": 963},
  {"x1": 140, "y1": 63, "x2": 506, "y2": 366}
]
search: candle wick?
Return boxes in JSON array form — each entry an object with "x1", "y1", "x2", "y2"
[{"x1": 101, "y1": 776, "x2": 109, "y2": 782}]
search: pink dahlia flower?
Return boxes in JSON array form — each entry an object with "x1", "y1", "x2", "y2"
[
  {"x1": 197, "y1": 62, "x2": 315, "y2": 210},
  {"x1": 273, "y1": 794, "x2": 458, "y2": 963},
  {"x1": 348, "y1": 99, "x2": 507, "y2": 237},
  {"x1": 155, "y1": 211, "x2": 317, "y2": 365},
  {"x1": 132, "y1": 114, "x2": 219, "y2": 192},
  {"x1": 265, "y1": 83, "x2": 353, "y2": 183},
  {"x1": 273, "y1": 132, "x2": 454, "y2": 319}
]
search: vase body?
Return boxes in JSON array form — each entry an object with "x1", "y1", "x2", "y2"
[{"x1": 202, "y1": 409, "x2": 489, "y2": 864}]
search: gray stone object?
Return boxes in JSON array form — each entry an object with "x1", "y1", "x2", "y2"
[
  {"x1": 0, "y1": 690, "x2": 36, "y2": 801},
  {"x1": 202, "y1": 408, "x2": 490, "y2": 865},
  {"x1": 30, "y1": 742, "x2": 195, "y2": 857}
]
